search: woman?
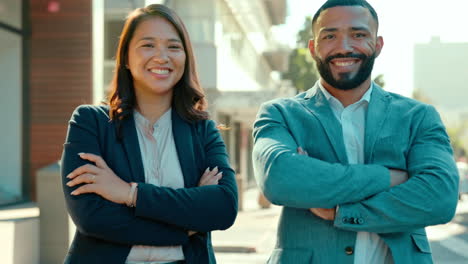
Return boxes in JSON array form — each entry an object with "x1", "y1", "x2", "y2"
[{"x1": 61, "y1": 4, "x2": 238, "y2": 264}]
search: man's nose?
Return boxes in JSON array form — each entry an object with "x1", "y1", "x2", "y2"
[{"x1": 336, "y1": 37, "x2": 353, "y2": 53}]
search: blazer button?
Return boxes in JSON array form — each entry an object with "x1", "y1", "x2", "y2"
[
  {"x1": 357, "y1": 218, "x2": 364, "y2": 224},
  {"x1": 345, "y1": 246, "x2": 354, "y2": 255}
]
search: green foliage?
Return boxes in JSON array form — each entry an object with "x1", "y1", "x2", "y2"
[
  {"x1": 373, "y1": 74, "x2": 385, "y2": 88},
  {"x1": 297, "y1": 17, "x2": 313, "y2": 47},
  {"x1": 412, "y1": 89, "x2": 432, "y2": 104},
  {"x1": 447, "y1": 122, "x2": 468, "y2": 159},
  {"x1": 282, "y1": 16, "x2": 318, "y2": 93}
]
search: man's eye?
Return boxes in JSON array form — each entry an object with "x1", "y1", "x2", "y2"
[
  {"x1": 323, "y1": 34, "x2": 334, "y2": 40},
  {"x1": 355, "y1": 33, "x2": 366, "y2": 38}
]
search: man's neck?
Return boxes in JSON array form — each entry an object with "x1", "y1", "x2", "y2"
[{"x1": 320, "y1": 78, "x2": 372, "y2": 107}]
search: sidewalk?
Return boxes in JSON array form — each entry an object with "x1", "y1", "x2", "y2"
[{"x1": 212, "y1": 188, "x2": 281, "y2": 262}]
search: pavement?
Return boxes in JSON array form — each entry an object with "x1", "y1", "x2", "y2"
[
  {"x1": 212, "y1": 187, "x2": 279, "y2": 263},
  {"x1": 212, "y1": 189, "x2": 468, "y2": 264}
]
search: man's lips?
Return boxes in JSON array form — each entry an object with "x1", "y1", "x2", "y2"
[
  {"x1": 330, "y1": 59, "x2": 360, "y2": 67},
  {"x1": 325, "y1": 53, "x2": 366, "y2": 64}
]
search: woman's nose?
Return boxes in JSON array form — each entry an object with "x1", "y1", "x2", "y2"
[{"x1": 152, "y1": 47, "x2": 169, "y2": 63}]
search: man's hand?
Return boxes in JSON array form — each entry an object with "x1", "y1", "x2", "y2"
[
  {"x1": 389, "y1": 169, "x2": 409, "y2": 187},
  {"x1": 309, "y1": 208, "x2": 336, "y2": 221}
]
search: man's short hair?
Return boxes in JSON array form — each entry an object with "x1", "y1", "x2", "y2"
[{"x1": 312, "y1": 0, "x2": 379, "y2": 37}]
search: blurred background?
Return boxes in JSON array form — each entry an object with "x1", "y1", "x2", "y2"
[{"x1": 0, "y1": 0, "x2": 467, "y2": 263}]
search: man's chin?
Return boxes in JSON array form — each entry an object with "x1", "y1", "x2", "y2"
[{"x1": 334, "y1": 71, "x2": 357, "y2": 81}]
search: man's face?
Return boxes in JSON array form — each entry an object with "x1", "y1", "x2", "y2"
[{"x1": 309, "y1": 6, "x2": 383, "y2": 90}]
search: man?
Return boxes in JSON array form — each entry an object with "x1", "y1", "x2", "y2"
[{"x1": 252, "y1": 0, "x2": 459, "y2": 263}]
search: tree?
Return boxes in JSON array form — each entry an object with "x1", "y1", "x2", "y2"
[
  {"x1": 446, "y1": 121, "x2": 468, "y2": 159},
  {"x1": 412, "y1": 89, "x2": 467, "y2": 158},
  {"x1": 282, "y1": 17, "x2": 318, "y2": 93},
  {"x1": 412, "y1": 89, "x2": 433, "y2": 104},
  {"x1": 373, "y1": 74, "x2": 385, "y2": 88}
]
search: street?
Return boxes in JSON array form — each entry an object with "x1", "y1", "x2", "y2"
[
  {"x1": 427, "y1": 194, "x2": 468, "y2": 264},
  {"x1": 214, "y1": 190, "x2": 468, "y2": 264}
]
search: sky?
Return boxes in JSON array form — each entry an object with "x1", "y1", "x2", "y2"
[{"x1": 275, "y1": 0, "x2": 468, "y2": 97}]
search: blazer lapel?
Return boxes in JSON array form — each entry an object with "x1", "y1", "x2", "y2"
[
  {"x1": 364, "y1": 85, "x2": 392, "y2": 163},
  {"x1": 121, "y1": 113, "x2": 145, "y2": 182},
  {"x1": 302, "y1": 84, "x2": 348, "y2": 164},
  {"x1": 172, "y1": 110, "x2": 198, "y2": 188}
]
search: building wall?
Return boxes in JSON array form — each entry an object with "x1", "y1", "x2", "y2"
[
  {"x1": 414, "y1": 37, "x2": 468, "y2": 109},
  {"x1": 29, "y1": 0, "x2": 92, "y2": 199},
  {"x1": 215, "y1": 0, "x2": 272, "y2": 92}
]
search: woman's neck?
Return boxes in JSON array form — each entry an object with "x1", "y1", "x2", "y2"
[{"x1": 135, "y1": 91, "x2": 173, "y2": 125}]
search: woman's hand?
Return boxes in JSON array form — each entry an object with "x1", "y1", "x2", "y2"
[
  {"x1": 198, "y1": 166, "x2": 223, "y2": 186},
  {"x1": 66, "y1": 153, "x2": 131, "y2": 205}
]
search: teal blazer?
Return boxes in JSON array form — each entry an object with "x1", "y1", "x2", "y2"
[
  {"x1": 252, "y1": 83, "x2": 458, "y2": 264},
  {"x1": 61, "y1": 105, "x2": 238, "y2": 264}
]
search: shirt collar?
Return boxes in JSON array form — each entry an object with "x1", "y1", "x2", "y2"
[
  {"x1": 318, "y1": 81, "x2": 374, "y2": 106},
  {"x1": 134, "y1": 108, "x2": 172, "y2": 131}
]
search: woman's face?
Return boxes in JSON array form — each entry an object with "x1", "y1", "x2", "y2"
[{"x1": 127, "y1": 16, "x2": 186, "y2": 99}]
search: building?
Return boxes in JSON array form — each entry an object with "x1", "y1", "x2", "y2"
[
  {"x1": 414, "y1": 36, "x2": 468, "y2": 110},
  {"x1": 414, "y1": 36, "x2": 468, "y2": 156}
]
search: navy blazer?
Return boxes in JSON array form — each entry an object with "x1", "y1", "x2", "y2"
[{"x1": 61, "y1": 105, "x2": 238, "y2": 264}]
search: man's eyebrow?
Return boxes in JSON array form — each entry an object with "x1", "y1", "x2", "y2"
[
  {"x1": 318, "y1": 26, "x2": 372, "y2": 35},
  {"x1": 319, "y1": 27, "x2": 338, "y2": 34},
  {"x1": 351, "y1": 26, "x2": 371, "y2": 32}
]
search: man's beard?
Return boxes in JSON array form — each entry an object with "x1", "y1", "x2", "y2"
[{"x1": 314, "y1": 52, "x2": 376, "y2": 91}]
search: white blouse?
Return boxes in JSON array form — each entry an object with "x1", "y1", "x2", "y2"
[{"x1": 126, "y1": 109, "x2": 185, "y2": 264}]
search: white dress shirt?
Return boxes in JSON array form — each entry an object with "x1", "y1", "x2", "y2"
[
  {"x1": 126, "y1": 109, "x2": 185, "y2": 264},
  {"x1": 319, "y1": 82, "x2": 394, "y2": 264}
]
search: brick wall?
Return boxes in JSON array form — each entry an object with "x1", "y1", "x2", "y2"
[{"x1": 29, "y1": 0, "x2": 92, "y2": 199}]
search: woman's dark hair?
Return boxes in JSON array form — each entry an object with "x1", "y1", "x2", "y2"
[
  {"x1": 311, "y1": 0, "x2": 379, "y2": 37},
  {"x1": 107, "y1": 4, "x2": 208, "y2": 137}
]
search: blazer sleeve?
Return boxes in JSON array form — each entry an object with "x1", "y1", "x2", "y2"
[
  {"x1": 62, "y1": 105, "x2": 189, "y2": 246},
  {"x1": 334, "y1": 105, "x2": 459, "y2": 233},
  {"x1": 252, "y1": 101, "x2": 391, "y2": 209},
  {"x1": 134, "y1": 119, "x2": 238, "y2": 232}
]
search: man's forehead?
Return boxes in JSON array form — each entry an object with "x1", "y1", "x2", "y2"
[{"x1": 314, "y1": 5, "x2": 377, "y2": 34}]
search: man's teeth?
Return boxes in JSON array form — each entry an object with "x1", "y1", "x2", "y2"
[
  {"x1": 335, "y1": 61, "x2": 355, "y2": 67},
  {"x1": 150, "y1": 69, "x2": 169, "y2": 74}
]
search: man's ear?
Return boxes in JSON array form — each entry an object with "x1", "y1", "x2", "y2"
[
  {"x1": 308, "y1": 39, "x2": 316, "y2": 57},
  {"x1": 375, "y1": 36, "x2": 384, "y2": 57}
]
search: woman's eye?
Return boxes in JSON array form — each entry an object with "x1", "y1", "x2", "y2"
[{"x1": 142, "y1": 43, "x2": 154, "y2": 48}]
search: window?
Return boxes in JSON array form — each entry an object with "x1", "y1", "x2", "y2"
[{"x1": 0, "y1": 0, "x2": 23, "y2": 206}]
